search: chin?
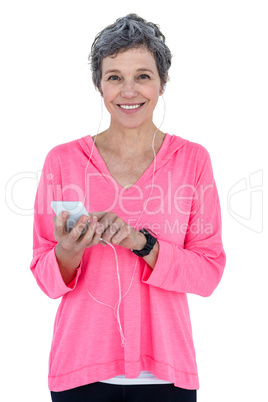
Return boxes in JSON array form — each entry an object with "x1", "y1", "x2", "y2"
[{"x1": 113, "y1": 115, "x2": 153, "y2": 131}]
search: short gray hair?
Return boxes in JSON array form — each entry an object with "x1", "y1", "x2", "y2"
[{"x1": 89, "y1": 14, "x2": 172, "y2": 92}]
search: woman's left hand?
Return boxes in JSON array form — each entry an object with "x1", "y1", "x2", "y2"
[{"x1": 89, "y1": 211, "x2": 146, "y2": 251}]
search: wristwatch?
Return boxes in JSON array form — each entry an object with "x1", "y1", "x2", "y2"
[{"x1": 132, "y1": 228, "x2": 157, "y2": 257}]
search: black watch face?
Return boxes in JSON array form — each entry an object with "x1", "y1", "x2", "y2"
[{"x1": 131, "y1": 228, "x2": 157, "y2": 257}]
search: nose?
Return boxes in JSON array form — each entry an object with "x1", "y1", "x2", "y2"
[{"x1": 120, "y1": 80, "x2": 138, "y2": 98}]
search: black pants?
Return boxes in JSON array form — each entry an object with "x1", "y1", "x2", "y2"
[{"x1": 51, "y1": 382, "x2": 197, "y2": 402}]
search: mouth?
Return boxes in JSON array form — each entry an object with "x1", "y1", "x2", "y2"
[{"x1": 117, "y1": 103, "x2": 145, "y2": 110}]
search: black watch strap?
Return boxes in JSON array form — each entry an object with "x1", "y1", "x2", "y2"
[{"x1": 132, "y1": 228, "x2": 157, "y2": 257}]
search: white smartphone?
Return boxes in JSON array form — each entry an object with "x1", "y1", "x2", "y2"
[{"x1": 51, "y1": 201, "x2": 90, "y2": 234}]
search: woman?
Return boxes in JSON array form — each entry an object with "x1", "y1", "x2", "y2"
[{"x1": 30, "y1": 14, "x2": 226, "y2": 402}]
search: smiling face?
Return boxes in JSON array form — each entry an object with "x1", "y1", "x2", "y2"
[{"x1": 100, "y1": 47, "x2": 163, "y2": 131}]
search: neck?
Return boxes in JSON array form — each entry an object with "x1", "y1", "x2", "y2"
[{"x1": 97, "y1": 120, "x2": 165, "y2": 157}]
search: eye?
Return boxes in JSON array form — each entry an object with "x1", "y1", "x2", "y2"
[
  {"x1": 108, "y1": 75, "x2": 120, "y2": 81},
  {"x1": 138, "y1": 74, "x2": 150, "y2": 80}
]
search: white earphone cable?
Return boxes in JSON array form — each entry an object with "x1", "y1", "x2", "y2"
[{"x1": 85, "y1": 95, "x2": 166, "y2": 347}]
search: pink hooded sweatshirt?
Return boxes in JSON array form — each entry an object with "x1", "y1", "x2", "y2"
[{"x1": 30, "y1": 133, "x2": 226, "y2": 392}]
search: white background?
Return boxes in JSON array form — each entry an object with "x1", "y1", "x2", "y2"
[{"x1": 1, "y1": 1, "x2": 267, "y2": 401}]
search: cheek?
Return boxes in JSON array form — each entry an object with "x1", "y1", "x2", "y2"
[
  {"x1": 145, "y1": 83, "x2": 161, "y2": 99},
  {"x1": 101, "y1": 86, "x2": 114, "y2": 110},
  {"x1": 147, "y1": 87, "x2": 161, "y2": 106},
  {"x1": 101, "y1": 83, "x2": 117, "y2": 102}
]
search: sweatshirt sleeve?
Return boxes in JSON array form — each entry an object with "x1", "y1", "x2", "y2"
[
  {"x1": 30, "y1": 150, "x2": 81, "y2": 299},
  {"x1": 142, "y1": 147, "x2": 226, "y2": 297}
]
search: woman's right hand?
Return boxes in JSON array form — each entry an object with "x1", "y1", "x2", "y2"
[{"x1": 53, "y1": 212, "x2": 102, "y2": 285}]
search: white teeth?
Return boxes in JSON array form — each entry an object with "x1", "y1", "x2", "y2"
[{"x1": 120, "y1": 104, "x2": 142, "y2": 110}]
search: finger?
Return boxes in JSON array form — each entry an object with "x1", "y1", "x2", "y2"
[
  {"x1": 110, "y1": 224, "x2": 131, "y2": 245},
  {"x1": 79, "y1": 216, "x2": 99, "y2": 245},
  {"x1": 54, "y1": 211, "x2": 69, "y2": 235},
  {"x1": 101, "y1": 220, "x2": 123, "y2": 243},
  {"x1": 84, "y1": 219, "x2": 111, "y2": 247},
  {"x1": 102, "y1": 226, "x2": 120, "y2": 243},
  {"x1": 97, "y1": 213, "x2": 119, "y2": 240},
  {"x1": 70, "y1": 214, "x2": 91, "y2": 240},
  {"x1": 110, "y1": 229, "x2": 124, "y2": 245},
  {"x1": 88, "y1": 211, "x2": 107, "y2": 221}
]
